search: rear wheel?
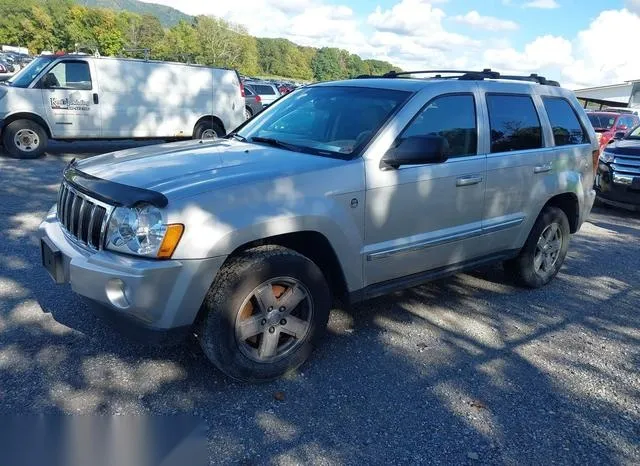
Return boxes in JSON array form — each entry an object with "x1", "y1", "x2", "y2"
[
  {"x1": 244, "y1": 106, "x2": 253, "y2": 120},
  {"x1": 2, "y1": 119, "x2": 48, "y2": 159},
  {"x1": 198, "y1": 245, "x2": 331, "y2": 382},
  {"x1": 194, "y1": 120, "x2": 224, "y2": 140},
  {"x1": 504, "y1": 206, "x2": 570, "y2": 288}
]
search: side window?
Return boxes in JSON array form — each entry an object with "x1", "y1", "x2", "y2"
[
  {"x1": 542, "y1": 97, "x2": 588, "y2": 146},
  {"x1": 244, "y1": 86, "x2": 254, "y2": 96},
  {"x1": 41, "y1": 61, "x2": 92, "y2": 90},
  {"x1": 487, "y1": 94, "x2": 542, "y2": 153},
  {"x1": 400, "y1": 94, "x2": 477, "y2": 157}
]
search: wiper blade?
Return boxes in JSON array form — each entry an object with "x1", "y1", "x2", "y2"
[
  {"x1": 228, "y1": 132, "x2": 247, "y2": 142},
  {"x1": 250, "y1": 136, "x2": 304, "y2": 152}
]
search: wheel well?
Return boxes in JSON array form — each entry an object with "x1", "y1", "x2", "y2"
[
  {"x1": 229, "y1": 231, "x2": 349, "y2": 303},
  {"x1": 544, "y1": 193, "x2": 579, "y2": 233},
  {"x1": 3, "y1": 113, "x2": 52, "y2": 138},
  {"x1": 193, "y1": 116, "x2": 225, "y2": 136}
]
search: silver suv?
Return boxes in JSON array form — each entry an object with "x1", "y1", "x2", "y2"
[{"x1": 39, "y1": 70, "x2": 597, "y2": 382}]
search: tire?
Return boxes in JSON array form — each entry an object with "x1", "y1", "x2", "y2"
[
  {"x1": 198, "y1": 245, "x2": 331, "y2": 382},
  {"x1": 2, "y1": 119, "x2": 48, "y2": 159},
  {"x1": 244, "y1": 106, "x2": 253, "y2": 120},
  {"x1": 504, "y1": 206, "x2": 570, "y2": 289},
  {"x1": 193, "y1": 119, "x2": 224, "y2": 140}
]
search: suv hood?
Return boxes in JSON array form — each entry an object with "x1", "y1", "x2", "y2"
[
  {"x1": 75, "y1": 139, "x2": 345, "y2": 199},
  {"x1": 604, "y1": 139, "x2": 640, "y2": 157}
]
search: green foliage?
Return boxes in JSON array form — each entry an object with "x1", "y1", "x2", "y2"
[{"x1": 0, "y1": 0, "x2": 400, "y2": 81}]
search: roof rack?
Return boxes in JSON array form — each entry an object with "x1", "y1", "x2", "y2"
[{"x1": 357, "y1": 68, "x2": 560, "y2": 87}]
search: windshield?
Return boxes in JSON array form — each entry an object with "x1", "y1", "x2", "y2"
[
  {"x1": 628, "y1": 125, "x2": 640, "y2": 139},
  {"x1": 235, "y1": 86, "x2": 411, "y2": 157},
  {"x1": 587, "y1": 113, "x2": 616, "y2": 130},
  {"x1": 7, "y1": 56, "x2": 55, "y2": 88}
]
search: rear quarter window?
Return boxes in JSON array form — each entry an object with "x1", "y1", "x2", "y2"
[{"x1": 542, "y1": 97, "x2": 588, "y2": 146}]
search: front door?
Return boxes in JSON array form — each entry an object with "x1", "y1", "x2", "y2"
[
  {"x1": 363, "y1": 93, "x2": 487, "y2": 286},
  {"x1": 40, "y1": 59, "x2": 100, "y2": 138}
]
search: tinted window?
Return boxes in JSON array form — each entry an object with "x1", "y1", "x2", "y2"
[
  {"x1": 587, "y1": 113, "x2": 616, "y2": 130},
  {"x1": 542, "y1": 97, "x2": 588, "y2": 146},
  {"x1": 254, "y1": 84, "x2": 276, "y2": 95},
  {"x1": 487, "y1": 94, "x2": 542, "y2": 153},
  {"x1": 401, "y1": 94, "x2": 477, "y2": 157},
  {"x1": 244, "y1": 86, "x2": 254, "y2": 96},
  {"x1": 42, "y1": 61, "x2": 92, "y2": 90}
]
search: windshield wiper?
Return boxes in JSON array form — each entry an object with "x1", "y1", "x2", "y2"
[
  {"x1": 249, "y1": 136, "x2": 307, "y2": 153},
  {"x1": 228, "y1": 132, "x2": 247, "y2": 142}
]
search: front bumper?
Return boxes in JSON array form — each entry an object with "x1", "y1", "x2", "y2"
[
  {"x1": 39, "y1": 208, "x2": 226, "y2": 341},
  {"x1": 595, "y1": 162, "x2": 640, "y2": 209}
]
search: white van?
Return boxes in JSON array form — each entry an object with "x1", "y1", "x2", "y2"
[{"x1": 0, "y1": 55, "x2": 246, "y2": 158}]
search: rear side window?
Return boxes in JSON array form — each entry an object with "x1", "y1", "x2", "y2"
[
  {"x1": 401, "y1": 94, "x2": 477, "y2": 157},
  {"x1": 542, "y1": 97, "x2": 588, "y2": 146},
  {"x1": 487, "y1": 94, "x2": 542, "y2": 153},
  {"x1": 244, "y1": 86, "x2": 254, "y2": 96},
  {"x1": 254, "y1": 85, "x2": 276, "y2": 95}
]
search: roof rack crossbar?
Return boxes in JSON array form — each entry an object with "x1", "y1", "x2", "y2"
[{"x1": 376, "y1": 69, "x2": 560, "y2": 87}]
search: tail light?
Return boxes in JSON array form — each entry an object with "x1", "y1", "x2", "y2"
[
  {"x1": 239, "y1": 81, "x2": 245, "y2": 97},
  {"x1": 255, "y1": 95, "x2": 261, "y2": 104},
  {"x1": 592, "y1": 149, "x2": 599, "y2": 175}
]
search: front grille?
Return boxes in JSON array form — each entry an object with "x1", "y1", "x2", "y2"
[
  {"x1": 612, "y1": 155, "x2": 640, "y2": 176},
  {"x1": 57, "y1": 183, "x2": 109, "y2": 249}
]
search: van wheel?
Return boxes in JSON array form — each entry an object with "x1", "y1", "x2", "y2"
[
  {"x1": 2, "y1": 119, "x2": 48, "y2": 159},
  {"x1": 504, "y1": 206, "x2": 570, "y2": 288},
  {"x1": 194, "y1": 120, "x2": 224, "y2": 140},
  {"x1": 198, "y1": 245, "x2": 331, "y2": 382}
]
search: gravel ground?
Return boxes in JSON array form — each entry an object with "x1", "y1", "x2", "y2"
[{"x1": 1, "y1": 142, "x2": 639, "y2": 465}]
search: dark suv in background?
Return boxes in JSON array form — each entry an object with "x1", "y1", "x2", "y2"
[{"x1": 595, "y1": 124, "x2": 640, "y2": 210}]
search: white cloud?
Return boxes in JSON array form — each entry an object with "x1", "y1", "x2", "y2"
[
  {"x1": 523, "y1": 0, "x2": 560, "y2": 9},
  {"x1": 138, "y1": 0, "x2": 640, "y2": 88},
  {"x1": 453, "y1": 11, "x2": 519, "y2": 31}
]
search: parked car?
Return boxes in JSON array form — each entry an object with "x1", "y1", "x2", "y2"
[
  {"x1": 243, "y1": 84, "x2": 264, "y2": 119},
  {"x1": 595, "y1": 124, "x2": 640, "y2": 210},
  {"x1": 587, "y1": 111, "x2": 640, "y2": 151},
  {"x1": 39, "y1": 69, "x2": 596, "y2": 382},
  {"x1": 243, "y1": 80, "x2": 280, "y2": 106},
  {"x1": 0, "y1": 61, "x2": 10, "y2": 74},
  {"x1": 0, "y1": 55, "x2": 245, "y2": 158}
]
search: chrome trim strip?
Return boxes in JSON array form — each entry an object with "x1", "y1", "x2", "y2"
[
  {"x1": 367, "y1": 228, "x2": 481, "y2": 261},
  {"x1": 87, "y1": 203, "x2": 98, "y2": 248},
  {"x1": 482, "y1": 217, "x2": 525, "y2": 234},
  {"x1": 77, "y1": 198, "x2": 87, "y2": 238},
  {"x1": 366, "y1": 217, "x2": 526, "y2": 261}
]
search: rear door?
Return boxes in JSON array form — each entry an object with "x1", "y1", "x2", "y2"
[
  {"x1": 478, "y1": 91, "x2": 548, "y2": 255},
  {"x1": 39, "y1": 59, "x2": 100, "y2": 138}
]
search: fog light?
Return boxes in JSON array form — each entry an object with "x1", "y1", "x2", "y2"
[{"x1": 106, "y1": 278, "x2": 131, "y2": 309}]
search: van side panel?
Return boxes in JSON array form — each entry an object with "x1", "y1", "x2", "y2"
[{"x1": 95, "y1": 59, "x2": 243, "y2": 138}]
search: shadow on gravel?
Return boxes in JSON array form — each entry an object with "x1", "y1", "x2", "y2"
[{"x1": 1, "y1": 153, "x2": 639, "y2": 464}]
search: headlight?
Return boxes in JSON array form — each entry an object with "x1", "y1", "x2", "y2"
[
  {"x1": 106, "y1": 205, "x2": 183, "y2": 259},
  {"x1": 599, "y1": 151, "x2": 615, "y2": 164}
]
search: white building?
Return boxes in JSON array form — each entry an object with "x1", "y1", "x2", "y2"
[{"x1": 574, "y1": 80, "x2": 640, "y2": 111}]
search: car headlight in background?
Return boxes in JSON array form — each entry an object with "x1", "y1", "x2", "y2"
[
  {"x1": 599, "y1": 151, "x2": 615, "y2": 164},
  {"x1": 106, "y1": 205, "x2": 184, "y2": 259}
]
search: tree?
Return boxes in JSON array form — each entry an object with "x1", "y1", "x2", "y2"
[
  {"x1": 157, "y1": 20, "x2": 198, "y2": 62},
  {"x1": 312, "y1": 48, "x2": 345, "y2": 81}
]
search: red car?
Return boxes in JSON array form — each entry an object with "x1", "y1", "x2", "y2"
[{"x1": 587, "y1": 111, "x2": 640, "y2": 151}]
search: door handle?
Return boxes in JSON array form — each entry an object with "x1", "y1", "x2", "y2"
[
  {"x1": 456, "y1": 175, "x2": 483, "y2": 187},
  {"x1": 93, "y1": 93, "x2": 99, "y2": 104},
  {"x1": 534, "y1": 163, "x2": 552, "y2": 174}
]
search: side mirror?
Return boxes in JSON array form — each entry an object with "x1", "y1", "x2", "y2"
[
  {"x1": 382, "y1": 135, "x2": 449, "y2": 169},
  {"x1": 41, "y1": 73, "x2": 59, "y2": 89},
  {"x1": 613, "y1": 131, "x2": 626, "y2": 140}
]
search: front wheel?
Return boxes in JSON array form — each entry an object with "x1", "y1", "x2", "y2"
[
  {"x1": 2, "y1": 119, "x2": 48, "y2": 159},
  {"x1": 504, "y1": 206, "x2": 570, "y2": 288},
  {"x1": 198, "y1": 245, "x2": 331, "y2": 382}
]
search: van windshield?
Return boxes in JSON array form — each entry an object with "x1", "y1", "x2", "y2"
[
  {"x1": 7, "y1": 56, "x2": 56, "y2": 88},
  {"x1": 234, "y1": 86, "x2": 411, "y2": 158}
]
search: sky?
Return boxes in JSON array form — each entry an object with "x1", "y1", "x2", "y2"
[{"x1": 140, "y1": 0, "x2": 640, "y2": 89}]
